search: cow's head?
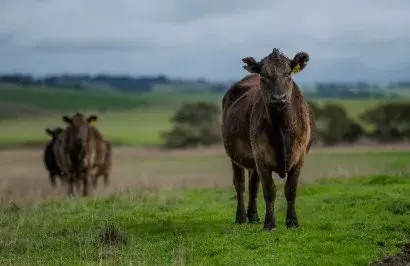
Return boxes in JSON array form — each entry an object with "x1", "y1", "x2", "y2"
[
  {"x1": 45, "y1": 127, "x2": 64, "y2": 141},
  {"x1": 242, "y1": 48, "x2": 309, "y2": 108},
  {"x1": 62, "y1": 113, "x2": 98, "y2": 146}
]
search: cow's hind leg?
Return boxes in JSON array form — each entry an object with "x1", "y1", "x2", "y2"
[
  {"x1": 247, "y1": 169, "x2": 260, "y2": 223},
  {"x1": 232, "y1": 161, "x2": 246, "y2": 224},
  {"x1": 285, "y1": 163, "x2": 302, "y2": 228}
]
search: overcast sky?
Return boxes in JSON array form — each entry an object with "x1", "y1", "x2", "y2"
[{"x1": 0, "y1": 0, "x2": 409, "y2": 83}]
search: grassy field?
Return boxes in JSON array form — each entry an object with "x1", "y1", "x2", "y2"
[
  {"x1": 0, "y1": 147, "x2": 409, "y2": 265},
  {"x1": 0, "y1": 83, "x2": 222, "y2": 146},
  {"x1": 1, "y1": 82, "x2": 410, "y2": 147},
  {"x1": 0, "y1": 99, "x2": 400, "y2": 147},
  {"x1": 0, "y1": 83, "x2": 220, "y2": 112},
  {"x1": 0, "y1": 108, "x2": 173, "y2": 147},
  {"x1": 0, "y1": 98, "x2": 409, "y2": 147}
]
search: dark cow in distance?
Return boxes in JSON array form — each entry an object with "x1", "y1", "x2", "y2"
[
  {"x1": 54, "y1": 113, "x2": 108, "y2": 196},
  {"x1": 43, "y1": 127, "x2": 64, "y2": 188},
  {"x1": 221, "y1": 48, "x2": 315, "y2": 231}
]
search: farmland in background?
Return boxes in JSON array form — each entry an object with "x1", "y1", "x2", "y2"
[{"x1": 1, "y1": 81, "x2": 410, "y2": 147}]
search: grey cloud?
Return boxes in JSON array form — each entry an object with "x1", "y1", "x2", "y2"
[
  {"x1": 163, "y1": 0, "x2": 271, "y2": 23},
  {"x1": 0, "y1": 0, "x2": 409, "y2": 83},
  {"x1": 29, "y1": 40, "x2": 154, "y2": 53},
  {"x1": 0, "y1": 32, "x2": 14, "y2": 47}
]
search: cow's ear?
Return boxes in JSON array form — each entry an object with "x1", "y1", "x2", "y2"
[
  {"x1": 291, "y1": 52, "x2": 309, "y2": 74},
  {"x1": 242, "y1": 57, "x2": 261, "y2": 74},
  {"x1": 62, "y1": 116, "x2": 71, "y2": 124},
  {"x1": 45, "y1": 128, "x2": 53, "y2": 136},
  {"x1": 87, "y1": 115, "x2": 98, "y2": 124}
]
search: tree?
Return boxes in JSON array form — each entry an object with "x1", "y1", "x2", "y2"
[
  {"x1": 161, "y1": 101, "x2": 221, "y2": 148},
  {"x1": 319, "y1": 103, "x2": 364, "y2": 145},
  {"x1": 360, "y1": 102, "x2": 410, "y2": 142}
]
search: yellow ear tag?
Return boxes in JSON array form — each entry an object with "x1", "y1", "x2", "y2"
[
  {"x1": 292, "y1": 63, "x2": 301, "y2": 73},
  {"x1": 89, "y1": 121, "x2": 94, "y2": 125}
]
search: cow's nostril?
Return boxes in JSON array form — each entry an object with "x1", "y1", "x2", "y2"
[
  {"x1": 272, "y1": 94, "x2": 287, "y2": 103},
  {"x1": 273, "y1": 94, "x2": 286, "y2": 100}
]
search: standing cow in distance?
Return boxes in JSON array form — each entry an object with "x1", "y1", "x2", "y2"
[
  {"x1": 54, "y1": 113, "x2": 108, "y2": 196},
  {"x1": 43, "y1": 127, "x2": 64, "y2": 188},
  {"x1": 221, "y1": 48, "x2": 315, "y2": 231}
]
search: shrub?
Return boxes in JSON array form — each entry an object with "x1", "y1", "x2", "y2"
[{"x1": 162, "y1": 101, "x2": 221, "y2": 148}]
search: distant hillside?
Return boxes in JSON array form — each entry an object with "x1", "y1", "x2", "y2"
[
  {"x1": 1, "y1": 73, "x2": 409, "y2": 99},
  {"x1": 0, "y1": 82, "x2": 221, "y2": 120},
  {"x1": 0, "y1": 74, "x2": 228, "y2": 94}
]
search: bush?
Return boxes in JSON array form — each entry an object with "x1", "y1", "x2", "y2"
[
  {"x1": 313, "y1": 103, "x2": 365, "y2": 145},
  {"x1": 343, "y1": 121, "x2": 365, "y2": 143},
  {"x1": 161, "y1": 101, "x2": 221, "y2": 148},
  {"x1": 360, "y1": 102, "x2": 410, "y2": 142}
]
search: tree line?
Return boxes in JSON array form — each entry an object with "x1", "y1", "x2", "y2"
[
  {"x1": 162, "y1": 101, "x2": 410, "y2": 148},
  {"x1": 0, "y1": 74, "x2": 228, "y2": 93}
]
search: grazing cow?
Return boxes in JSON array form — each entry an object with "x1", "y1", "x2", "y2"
[
  {"x1": 54, "y1": 113, "x2": 108, "y2": 196},
  {"x1": 91, "y1": 139, "x2": 112, "y2": 188},
  {"x1": 221, "y1": 48, "x2": 315, "y2": 230},
  {"x1": 43, "y1": 127, "x2": 64, "y2": 188}
]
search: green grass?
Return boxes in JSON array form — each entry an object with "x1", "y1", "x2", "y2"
[
  {"x1": 0, "y1": 83, "x2": 147, "y2": 112},
  {"x1": 0, "y1": 174, "x2": 408, "y2": 265},
  {"x1": 0, "y1": 83, "x2": 221, "y2": 112},
  {"x1": 0, "y1": 108, "x2": 173, "y2": 147}
]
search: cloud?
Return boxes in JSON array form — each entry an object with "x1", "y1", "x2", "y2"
[
  {"x1": 0, "y1": 0, "x2": 409, "y2": 82},
  {"x1": 29, "y1": 40, "x2": 154, "y2": 53}
]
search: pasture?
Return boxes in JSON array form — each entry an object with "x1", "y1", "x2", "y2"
[
  {"x1": 0, "y1": 146, "x2": 409, "y2": 265},
  {"x1": 1, "y1": 81, "x2": 409, "y2": 147},
  {"x1": 0, "y1": 83, "x2": 221, "y2": 147}
]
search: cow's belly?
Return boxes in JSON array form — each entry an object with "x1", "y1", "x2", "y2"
[{"x1": 222, "y1": 125, "x2": 255, "y2": 169}]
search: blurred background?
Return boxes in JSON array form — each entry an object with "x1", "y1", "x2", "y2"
[{"x1": 0, "y1": 0, "x2": 409, "y2": 202}]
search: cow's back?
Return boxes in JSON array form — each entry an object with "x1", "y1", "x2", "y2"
[
  {"x1": 222, "y1": 74, "x2": 259, "y2": 114},
  {"x1": 221, "y1": 74, "x2": 260, "y2": 169}
]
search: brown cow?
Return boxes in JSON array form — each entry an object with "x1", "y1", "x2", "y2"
[
  {"x1": 54, "y1": 113, "x2": 108, "y2": 196},
  {"x1": 221, "y1": 48, "x2": 315, "y2": 231}
]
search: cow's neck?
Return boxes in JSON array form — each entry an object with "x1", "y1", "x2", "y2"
[{"x1": 264, "y1": 102, "x2": 293, "y2": 179}]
